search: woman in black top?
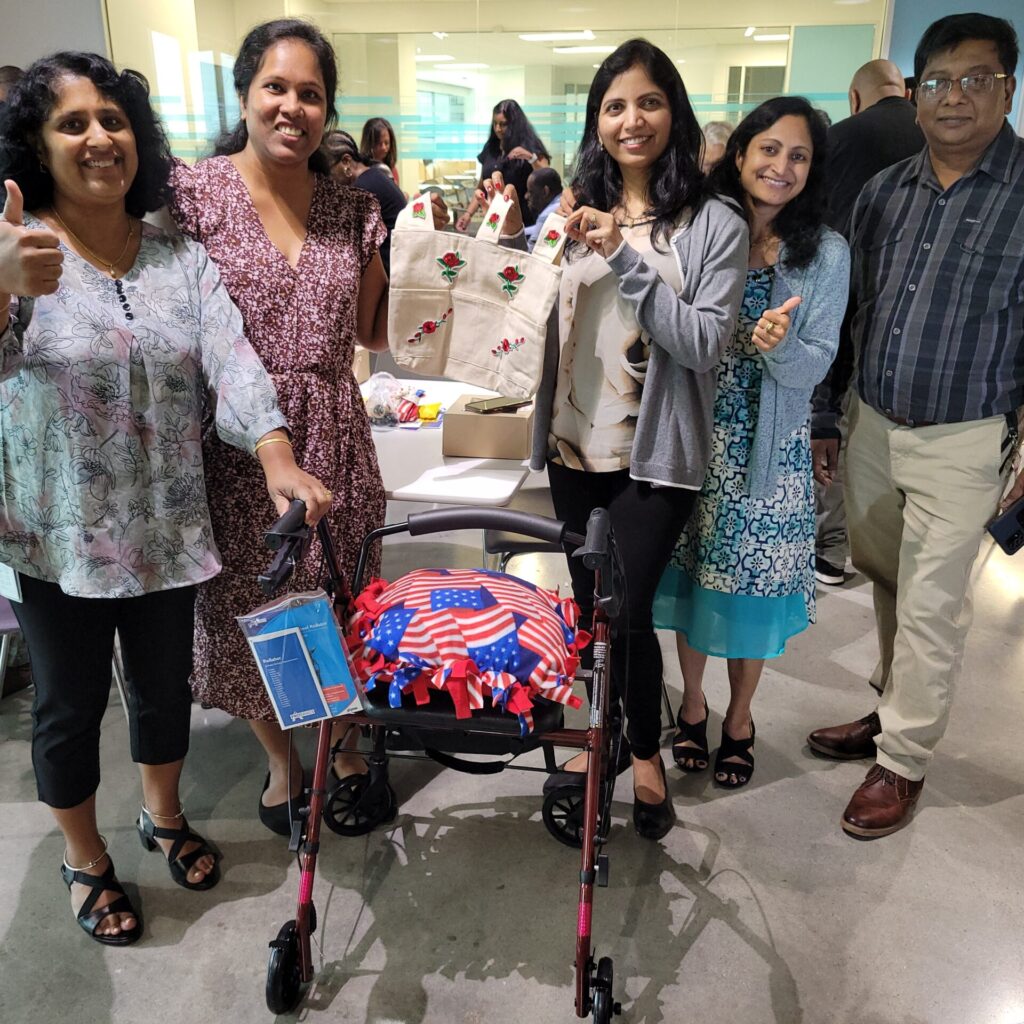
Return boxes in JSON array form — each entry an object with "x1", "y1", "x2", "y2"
[{"x1": 456, "y1": 99, "x2": 550, "y2": 231}]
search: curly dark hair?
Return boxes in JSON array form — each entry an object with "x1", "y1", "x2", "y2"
[
  {"x1": 477, "y1": 99, "x2": 550, "y2": 164},
  {"x1": 0, "y1": 51, "x2": 172, "y2": 217},
  {"x1": 707, "y1": 95, "x2": 827, "y2": 271},
  {"x1": 213, "y1": 18, "x2": 338, "y2": 174},
  {"x1": 570, "y1": 38, "x2": 710, "y2": 253}
]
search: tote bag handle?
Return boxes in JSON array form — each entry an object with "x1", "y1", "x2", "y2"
[{"x1": 396, "y1": 192, "x2": 568, "y2": 265}]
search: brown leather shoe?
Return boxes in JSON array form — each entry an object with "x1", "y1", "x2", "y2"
[
  {"x1": 807, "y1": 710, "x2": 880, "y2": 760},
  {"x1": 841, "y1": 764, "x2": 923, "y2": 838}
]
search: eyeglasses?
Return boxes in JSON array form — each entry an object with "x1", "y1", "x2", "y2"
[{"x1": 917, "y1": 72, "x2": 1010, "y2": 102}]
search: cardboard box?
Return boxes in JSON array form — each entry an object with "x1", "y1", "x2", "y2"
[
  {"x1": 352, "y1": 348, "x2": 371, "y2": 385},
  {"x1": 442, "y1": 394, "x2": 535, "y2": 460}
]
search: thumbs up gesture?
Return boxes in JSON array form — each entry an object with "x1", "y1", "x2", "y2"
[
  {"x1": 0, "y1": 179, "x2": 64, "y2": 299},
  {"x1": 752, "y1": 295, "x2": 802, "y2": 353}
]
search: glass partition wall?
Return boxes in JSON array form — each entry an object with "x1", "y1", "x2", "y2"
[{"x1": 105, "y1": 0, "x2": 888, "y2": 195}]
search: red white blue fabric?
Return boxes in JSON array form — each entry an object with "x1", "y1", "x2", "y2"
[{"x1": 347, "y1": 568, "x2": 588, "y2": 734}]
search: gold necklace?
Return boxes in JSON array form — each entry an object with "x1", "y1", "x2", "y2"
[{"x1": 51, "y1": 208, "x2": 136, "y2": 278}]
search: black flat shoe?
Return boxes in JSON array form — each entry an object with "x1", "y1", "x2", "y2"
[
  {"x1": 542, "y1": 733, "x2": 632, "y2": 794},
  {"x1": 137, "y1": 807, "x2": 221, "y2": 891},
  {"x1": 714, "y1": 719, "x2": 756, "y2": 789},
  {"x1": 632, "y1": 757, "x2": 675, "y2": 841},
  {"x1": 672, "y1": 696, "x2": 710, "y2": 772},
  {"x1": 258, "y1": 771, "x2": 309, "y2": 837},
  {"x1": 61, "y1": 853, "x2": 142, "y2": 946}
]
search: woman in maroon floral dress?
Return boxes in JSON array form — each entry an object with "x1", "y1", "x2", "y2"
[{"x1": 168, "y1": 20, "x2": 393, "y2": 834}]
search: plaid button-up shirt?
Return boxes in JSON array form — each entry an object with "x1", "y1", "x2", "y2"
[{"x1": 816, "y1": 121, "x2": 1024, "y2": 431}]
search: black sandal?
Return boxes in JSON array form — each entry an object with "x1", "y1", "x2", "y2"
[
  {"x1": 714, "y1": 719, "x2": 756, "y2": 789},
  {"x1": 672, "y1": 696, "x2": 710, "y2": 772},
  {"x1": 137, "y1": 806, "x2": 221, "y2": 891},
  {"x1": 61, "y1": 844, "x2": 142, "y2": 946}
]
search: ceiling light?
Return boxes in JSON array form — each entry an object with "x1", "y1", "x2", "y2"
[
  {"x1": 753, "y1": 34, "x2": 791, "y2": 42},
  {"x1": 552, "y1": 45, "x2": 616, "y2": 54},
  {"x1": 519, "y1": 30, "x2": 595, "y2": 42},
  {"x1": 745, "y1": 27, "x2": 756, "y2": 37},
  {"x1": 432, "y1": 31, "x2": 449, "y2": 39},
  {"x1": 415, "y1": 54, "x2": 454, "y2": 62},
  {"x1": 443, "y1": 62, "x2": 490, "y2": 70},
  {"x1": 676, "y1": 59, "x2": 686, "y2": 64},
  {"x1": 592, "y1": 63, "x2": 601, "y2": 69}
]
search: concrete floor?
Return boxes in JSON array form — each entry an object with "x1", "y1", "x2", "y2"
[{"x1": 2, "y1": 522, "x2": 1023, "y2": 1024}]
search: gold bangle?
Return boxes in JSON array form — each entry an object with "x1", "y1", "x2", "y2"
[{"x1": 254, "y1": 436, "x2": 293, "y2": 455}]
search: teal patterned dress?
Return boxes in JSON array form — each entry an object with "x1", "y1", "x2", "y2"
[{"x1": 654, "y1": 266, "x2": 815, "y2": 658}]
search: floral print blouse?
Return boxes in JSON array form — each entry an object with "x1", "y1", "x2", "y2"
[{"x1": 0, "y1": 219, "x2": 287, "y2": 598}]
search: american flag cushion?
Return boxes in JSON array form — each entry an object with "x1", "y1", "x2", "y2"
[{"x1": 346, "y1": 568, "x2": 589, "y2": 735}]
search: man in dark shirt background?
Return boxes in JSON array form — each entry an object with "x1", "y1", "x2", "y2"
[
  {"x1": 808, "y1": 14, "x2": 1023, "y2": 840},
  {"x1": 812, "y1": 59, "x2": 925, "y2": 587}
]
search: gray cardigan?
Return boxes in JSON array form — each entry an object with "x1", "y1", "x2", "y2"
[
  {"x1": 527, "y1": 197, "x2": 749, "y2": 489},
  {"x1": 747, "y1": 230, "x2": 850, "y2": 497}
]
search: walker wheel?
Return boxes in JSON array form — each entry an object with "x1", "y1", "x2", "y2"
[
  {"x1": 591, "y1": 956, "x2": 620, "y2": 1022},
  {"x1": 542, "y1": 785, "x2": 586, "y2": 848},
  {"x1": 266, "y1": 921, "x2": 303, "y2": 1014},
  {"x1": 323, "y1": 773, "x2": 397, "y2": 836}
]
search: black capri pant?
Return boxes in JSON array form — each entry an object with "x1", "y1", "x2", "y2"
[
  {"x1": 12, "y1": 575, "x2": 196, "y2": 809},
  {"x1": 547, "y1": 462, "x2": 697, "y2": 761}
]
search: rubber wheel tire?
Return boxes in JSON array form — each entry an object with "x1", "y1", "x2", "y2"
[
  {"x1": 266, "y1": 921, "x2": 303, "y2": 1014},
  {"x1": 592, "y1": 956, "x2": 615, "y2": 1023},
  {"x1": 322, "y1": 774, "x2": 397, "y2": 836},
  {"x1": 542, "y1": 784, "x2": 586, "y2": 848}
]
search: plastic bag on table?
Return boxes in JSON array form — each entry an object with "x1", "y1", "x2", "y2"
[{"x1": 363, "y1": 371, "x2": 406, "y2": 430}]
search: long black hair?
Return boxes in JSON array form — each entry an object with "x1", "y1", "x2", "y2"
[
  {"x1": 477, "y1": 99, "x2": 550, "y2": 164},
  {"x1": 359, "y1": 117, "x2": 398, "y2": 171},
  {"x1": 0, "y1": 51, "x2": 173, "y2": 217},
  {"x1": 214, "y1": 18, "x2": 338, "y2": 174},
  {"x1": 571, "y1": 38, "x2": 708, "y2": 252},
  {"x1": 708, "y1": 95, "x2": 827, "y2": 271}
]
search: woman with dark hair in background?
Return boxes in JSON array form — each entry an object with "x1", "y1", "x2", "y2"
[
  {"x1": 455, "y1": 98, "x2": 550, "y2": 232},
  {"x1": 324, "y1": 128, "x2": 448, "y2": 275},
  {"x1": 0, "y1": 51, "x2": 329, "y2": 942},
  {"x1": 655, "y1": 96, "x2": 849, "y2": 789},
  {"x1": 167, "y1": 19, "x2": 418, "y2": 836},
  {"x1": 478, "y1": 38, "x2": 747, "y2": 839},
  {"x1": 359, "y1": 116, "x2": 400, "y2": 186}
]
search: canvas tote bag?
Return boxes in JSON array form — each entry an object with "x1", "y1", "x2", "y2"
[{"x1": 387, "y1": 193, "x2": 568, "y2": 397}]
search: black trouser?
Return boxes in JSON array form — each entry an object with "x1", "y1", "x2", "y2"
[
  {"x1": 12, "y1": 576, "x2": 196, "y2": 809},
  {"x1": 547, "y1": 462, "x2": 697, "y2": 760}
]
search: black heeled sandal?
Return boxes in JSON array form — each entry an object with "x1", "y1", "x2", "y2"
[
  {"x1": 672, "y1": 696, "x2": 710, "y2": 772},
  {"x1": 61, "y1": 839, "x2": 142, "y2": 946},
  {"x1": 259, "y1": 771, "x2": 310, "y2": 837},
  {"x1": 714, "y1": 719, "x2": 756, "y2": 789},
  {"x1": 632, "y1": 756, "x2": 676, "y2": 841},
  {"x1": 137, "y1": 806, "x2": 221, "y2": 891}
]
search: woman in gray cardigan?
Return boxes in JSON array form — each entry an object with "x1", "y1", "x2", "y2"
[
  {"x1": 655, "y1": 97, "x2": 850, "y2": 789},
  {"x1": 482, "y1": 40, "x2": 747, "y2": 840}
]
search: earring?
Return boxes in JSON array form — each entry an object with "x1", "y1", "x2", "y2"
[{"x1": 38, "y1": 160, "x2": 48, "y2": 174}]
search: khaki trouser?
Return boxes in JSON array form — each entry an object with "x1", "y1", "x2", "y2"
[{"x1": 845, "y1": 396, "x2": 1010, "y2": 780}]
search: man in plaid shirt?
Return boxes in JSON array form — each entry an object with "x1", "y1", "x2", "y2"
[{"x1": 808, "y1": 13, "x2": 1023, "y2": 838}]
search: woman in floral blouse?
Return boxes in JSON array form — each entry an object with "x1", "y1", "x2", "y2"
[{"x1": 0, "y1": 52, "x2": 330, "y2": 946}]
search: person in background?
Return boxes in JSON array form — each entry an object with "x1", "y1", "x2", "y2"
[
  {"x1": 480, "y1": 38, "x2": 747, "y2": 840},
  {"x1": 701, "y1": 120, "x2": 732, "y2": 174},
  {"x1": 168, "y1": 19, "x2": 394, "y2": 837},
  {"x1": 0, "y1": 65, "x2": 22, "y2": 103},
  {"x1": 456, "y1": 99, "x2": 550, "y2": 232},
  {"x1": 325, "y1": 129, "x2": 403, "y2": 275},
  {"x1": 360, "y1": 116, "x2": 400, "y2": 186},
  {"x1": 812, "y1": 59, "x2": 925, "y2": 587},
  {"x1": 808, "y1": 13, "x2": 1023, "y2": 839},
  {"x1": 0, "y1": 51, "x2": 329, "y2": 943},
  {"x1": 655, "y1": 96, "x2": 849, "y2": 790},
  {"x1": 523, "y1": 165, "x2": 562, "y2": 250}
]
